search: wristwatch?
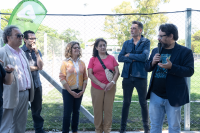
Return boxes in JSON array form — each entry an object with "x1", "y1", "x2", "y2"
[
  {"x1": 111, "y1": 81, "x2": 116, "y2": 84},
  {"x1": 6, "y1": 71, "x2": 12, "y2": 74}
]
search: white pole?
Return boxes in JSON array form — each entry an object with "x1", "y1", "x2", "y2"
[
  {"x1": 184, "y1": 8, "x2": 192, "y2": 131},
  {"x1": 0, "y1": 11, "x2": 1, "y2": 27},
  {"x1": 44, "y1": 33, "x2": 47, "y2": 64},
  {"x1": 0, "y1": 11, "x2": 3, "y2": 48},
  {"x1": 62, "y1": 40, "x2": 64, "y2": 60}
]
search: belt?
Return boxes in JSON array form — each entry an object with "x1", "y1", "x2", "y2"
[{"x1": 19, "y1": 89, "x2": 30, "y2": 92}]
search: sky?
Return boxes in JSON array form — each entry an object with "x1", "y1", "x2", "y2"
[
  {"x1": 0, "y1": 0, "x2": 199, "y2": 14},
  {"x1": 0, "y1": 0, "x2": 199, "y2": 40}
]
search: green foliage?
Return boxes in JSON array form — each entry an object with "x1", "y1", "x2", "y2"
[
  {"x1": 177, "y1": 39, "x2": 185, "y2": 46},
  {"x1": 191, "y1": 30, "x2": 200, "y2": 53},
  {"x1": 37, "y1": 25, "x2": 59, "y2": 38},
  {"x1": 88, "y1": 38, "x2": 96, "y2": 42},
  {"x1": 104, "y1": 0, "x2": 170, "y2": 48},
  {"x1": 59, "y1": 28, "x2": 85, "y2": 48},
  {"x1": 80, "y1": 43, "x2": 85, "y2": 49},
  {"x1": 59, "y1": 28, "x2": 81, "y2": 43},
  {"x1": 0, "y1": 9, "x2": 13, "y2": 30}
]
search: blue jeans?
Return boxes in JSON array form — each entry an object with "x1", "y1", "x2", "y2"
[
  {"x1": 62, "y1": 89, "x2": 83, "y2": 133},
  {"x1": 31, "y1": 86, "x2": 45, "y2": 133},
  {"x1": 120, "y1": 77, "x2": 149, "y2": 131},
  {"x1": 149, "y1": 92, "x2": 181, "y2": 133},
  {"x1": 0, "y1": 105, "x2": 2, "y2": 128}
]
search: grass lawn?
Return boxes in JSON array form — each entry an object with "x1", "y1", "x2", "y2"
[{"x1": 26, "y1": 61, "x2": 200, "y2": 131}]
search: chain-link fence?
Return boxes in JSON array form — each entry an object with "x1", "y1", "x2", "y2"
[{"x1": 1, "y1": 10, "x2": 200, "y2": 131}]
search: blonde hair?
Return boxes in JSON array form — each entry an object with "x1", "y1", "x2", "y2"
[{"x1": 65, "y1": 41, "x2": 82, "y2": 58}]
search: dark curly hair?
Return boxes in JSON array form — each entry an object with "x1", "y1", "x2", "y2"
[
  {"x1": 92, "y1": 38, "x2": 109, "y2": 57},
  {"x1": 65, "y1": 41, "x2": 82, "y2": 58},
  {"x1": 159, "y1": 23, "x2": 179, "y2": 41}
]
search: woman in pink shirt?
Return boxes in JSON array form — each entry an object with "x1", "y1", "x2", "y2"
[{"x1": 88, "y1": 38, "x2": 120, "y2": 133}]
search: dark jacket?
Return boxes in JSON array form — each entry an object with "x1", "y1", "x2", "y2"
[
  {"x1": 118, "y1": 35, "x2": 150, "y2": 79},
  {"x1": 145, "y1": 42, "x2": 194, "y2": 107},
  {"x1": 21, "y1": 44, "x2": 42, "y2": 88}
]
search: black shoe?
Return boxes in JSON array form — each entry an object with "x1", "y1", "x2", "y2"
[
  {"x1": 119, "y1": 129, "x2": 126, "y2": 133},
  {"x1": 35, "y1": 130, "x2": 46, "y2": 133},
  {"x1": 144, "y1": 130, "x2": 150, "y2": 133}
]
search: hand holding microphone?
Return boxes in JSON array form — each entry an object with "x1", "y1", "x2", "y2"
[
  {"x1": 151, "y1": 43, "x2": 162, "y2": 67},
  {"x1": 152, "y1": 53, "x2": 161, "y2": 66},
  {"x1": 158, "y1": 42, "x2": 162, "y2": 54}
]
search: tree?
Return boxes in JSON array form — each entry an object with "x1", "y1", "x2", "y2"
[
  {"x1": 177, "y1": 39, "x2": 185, "y2": 46},
  {"x1": 59, "y1": 28, "x2": 85, "y2": 48},
  {"x1": 0, "y1": 9, "x2": 13, "y2": 30},
  {"x1": 35, "y1": 25, "x2": 62, "y2": 57},
  {"x1": 104, "y1": 0, "x2": 170, "y2": 48},
  {"x1": 191, "y1": 30, "x2": 200, "y2": 53},
  {"x1": 59, "y1": 28, "x2": 81, "y2": 43}
]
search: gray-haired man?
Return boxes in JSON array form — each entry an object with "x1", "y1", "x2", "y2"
[{"x1": 0, "y1": 25, "x2": 34, "y2": 133}]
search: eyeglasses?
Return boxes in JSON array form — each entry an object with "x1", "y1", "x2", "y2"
[
  {"x1": 15, "y1": 34, "x2": 24, "y2": 38},
  {"x1": 158, "y1": 35, "x2": 167, "y2": 39},
  {"x1": 28, "y1": 38, "x2": 37, "y2": 41},
  {"x1": 72, "y1": 47, "x2": 80, "y2": 50}
]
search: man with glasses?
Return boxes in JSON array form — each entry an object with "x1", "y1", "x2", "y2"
[
  {"x1": 118, "y1": 21, "x2": 150, "y2": 133},
  {"x1": 21, "y1": 30, "x2": 45, "y2": 133},
  {"x1": 0, "y1": 25, "x2": 34, "y2": 133},
  {"x1": 145, "y1": 23, "x2": 194, "y2": 133}
]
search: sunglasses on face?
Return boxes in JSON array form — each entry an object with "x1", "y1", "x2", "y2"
[
  {"x1": 15, "y1": 34, "x2": 24, "y2": 38},
  {"x1": 72, "y1": 47, "x2": 80, "y2": 50},
  {"x1": 28, "y1": 38, "x2": 37, "y2": 41}
]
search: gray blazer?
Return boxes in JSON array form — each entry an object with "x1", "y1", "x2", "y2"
[{"x1": 0, "y1": 44, "x2": 34, "y2": 109}]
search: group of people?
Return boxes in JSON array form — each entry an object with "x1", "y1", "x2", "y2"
[
  {"x1": 59, "y1": 21, "x2": 194, "y2": 133},
  {"x1": 0, "y1": 26, "x2": 45, "y2": 133},
  {"x1": 0, "y1": 20, "x2": 194, "y2": 133}
]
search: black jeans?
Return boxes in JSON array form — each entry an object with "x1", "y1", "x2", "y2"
[
  {"x1": 31, "y1": 86, "x2": 45, "y2": 133},
  {"x1": 120, "y1": 77, "x2": 149, "y2": 131},
  {"x1": 62, "y1": 89, "x2": 83, "y2": 133}
]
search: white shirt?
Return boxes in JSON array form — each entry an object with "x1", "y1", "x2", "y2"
[
  {"x1": 72, "y1": 58, "x2": 80, "y2": 88},
  {"x1": 7, "y1": 44, "x2": 31, "y2": 91}
]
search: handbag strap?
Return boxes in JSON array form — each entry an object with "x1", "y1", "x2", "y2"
[{"x1": 97, "y1": 55, "x2": 113, "y2": 73}]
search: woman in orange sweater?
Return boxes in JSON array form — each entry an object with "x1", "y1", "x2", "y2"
[{"x1": 59, "y1": 41, "x2": 88, "y2": 133}]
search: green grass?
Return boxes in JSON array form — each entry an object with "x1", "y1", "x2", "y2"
[{"x1": 26, "y1": 61, "x2": 200, "y2": 131}]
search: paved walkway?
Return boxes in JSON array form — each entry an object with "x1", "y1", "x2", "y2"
[{"x1": 25, "y1": 131, "x2": 200, "y2": 133}]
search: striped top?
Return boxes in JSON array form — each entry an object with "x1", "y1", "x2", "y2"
[{"x1": 59, "y1": 58, "x2": 88, "y2": 90}]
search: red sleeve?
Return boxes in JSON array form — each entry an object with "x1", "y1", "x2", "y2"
[
  {"x1": 87, "y1": 57, "x2": 95, "y2": 69},
  {"x1": 111, "y1": 55, "x2": 119, "y2": 67}
]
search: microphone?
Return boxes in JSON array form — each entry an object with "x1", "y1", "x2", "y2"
[{"x1": 158, "y1": 43, "x2": 161, "y2": 54}]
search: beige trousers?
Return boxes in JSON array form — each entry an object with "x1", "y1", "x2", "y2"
[{"x1": 91, "y1": 85, "x2": 116, "y2": 133}]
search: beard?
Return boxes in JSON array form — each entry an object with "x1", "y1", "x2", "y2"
[{"x1": 160, "y1": 41, "x2": 170, "y2": 48}]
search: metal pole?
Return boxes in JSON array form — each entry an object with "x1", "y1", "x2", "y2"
[
  {"x1": 44, "y1": 33, "x2": 47, "y2": 64},
  {"x1": 0, "y1": 11, "x2": 3, "y2": 48},
  {"x1": 39, "y1": 70, "x2": 94, "y2": 123},
  {"x1": 0, "y1": 11, "x2": 1, "y2": 27},
  {"x1": 62, "y1": 40, "x2": 64, "y2": 60},
  {"x1": 184, "y1": 8, "x2": 192, "y2": 131}
]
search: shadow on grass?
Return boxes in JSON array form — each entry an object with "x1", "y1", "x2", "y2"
[{"x1": 25, "y1": 89, "x2": 200, "y2": 131}]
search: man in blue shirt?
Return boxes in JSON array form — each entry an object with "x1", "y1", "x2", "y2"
[
  {"x1": 21, "y1": 30, "x2": 45, "y2": 133},
  {"x1": 118, "y1": 21, "x2": 150, "y2": 133}
]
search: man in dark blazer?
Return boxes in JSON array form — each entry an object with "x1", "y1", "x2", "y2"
[
  {"x1": 118, "y1": 21, "x2": 150, "y2": 133},
  {"x1": 145, "y1": 23, "x2": 194, "y2": 133}
]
